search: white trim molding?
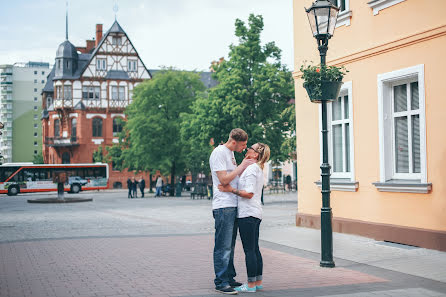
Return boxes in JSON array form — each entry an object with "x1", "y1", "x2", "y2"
[
  {"x1": 111, "y1": 113, "x2": 125, "y2": 119},
  {"x1": 51, "y1": 114, "x2": 59, "y2": 119},
  {"x1": 368, "y1": 0, "x2": 405, "y2": 16},
  {"x1": 69, "y1": 113, "x2": 78, "y2": 118},
  {"x1": 86, "y1": 113, "x2": 107, "y2": 119},
  {"x1": 112, "y1": 138, "x2": 119, "y2": 144},
  {"x1": 92, "y1": 139, "x2": 104, "y2": 145},
  {"x1": 315, "y1": 179, "x2": 359, "y2": 192},
  {"x1": 336, "y1": 10, "x2": 352, "y2": 28},
  {"x1": 376, "y1": 64, "x2": 429, "y2": 193}
]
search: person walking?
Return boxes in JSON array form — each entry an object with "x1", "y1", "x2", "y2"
[
  {"x1": 155, "y1": 175, "x2": 163, "y2": 197},
  {"x1": 218, "y1": 142, "x2": 270, "y2": 293},
  {"x1": 209, "y1": 128, "x2": 255, "y2": 295},
  {"x1": 127, "y1": 178, "x2": 132, "y2": 198},
  {"x1": 139, "y1": 176, "x2": 145, "y2": 198},
  {"x1": 131, "y1": 176, "x2": 138, "y2": 198}
]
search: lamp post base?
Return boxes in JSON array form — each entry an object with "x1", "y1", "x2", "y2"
[{"x1": 320, "y1": 260, "x2": 335, "y2": 268}]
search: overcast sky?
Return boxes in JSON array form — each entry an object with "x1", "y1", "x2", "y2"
[{"x1": 0, "y1": 0, "x2": 294, "y2": 72}]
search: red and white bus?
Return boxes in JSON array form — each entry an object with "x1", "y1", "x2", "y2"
[{"x1": 0, "y1": 163, "x2": 109, "y2": 196}]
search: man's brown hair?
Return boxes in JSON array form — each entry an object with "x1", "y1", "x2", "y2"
[{"x1": 229, "y1": 128, "x2": 248, "y2": 142}]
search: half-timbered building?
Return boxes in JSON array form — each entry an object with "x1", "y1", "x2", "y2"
[{"x1": 41, "y1": 21, "x2": 152, "y2": 188}]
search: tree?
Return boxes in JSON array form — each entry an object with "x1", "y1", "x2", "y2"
[
  {"x1": 92, "y1": 146, "x2": 105, "y2": 163},
  {"x1": 120, "y1": 69, "x2": 205, "y2": 195},
  {"x1": 32, "y1": 152, "x2": 45, "y2": 164},
  {"x1": 181, "y1": 14, "x2": 295, "y2": 166}
]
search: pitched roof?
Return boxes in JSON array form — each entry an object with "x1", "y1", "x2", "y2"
[{"x1": 105, "y1": 70, "x2": 130, "y2": 80}]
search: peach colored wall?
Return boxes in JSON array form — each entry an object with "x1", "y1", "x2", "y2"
[{"x1": 293, "y1": 0, "x2": 446, "y2": 231}]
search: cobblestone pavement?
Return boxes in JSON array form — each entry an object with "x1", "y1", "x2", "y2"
[{"x1": 0, "y1": 190, "x2": 445, "y2": 297}]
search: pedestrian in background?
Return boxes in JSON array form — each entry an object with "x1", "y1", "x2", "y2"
[
  {"x1": 131, "y1": 176, "x2": 138, "y2": 198},
  {"x1": 218, "y1": 142, "x2": 270, "y2": 293},
  {"x1": 139, "y1": 176, "x2": 145, "y2": 198},
  {"x1": 155, "y1": 175, "x2": 163, "y2": 197},
  {"x1": 127, "y1": 178, "x2": 132, "y2": 198}
]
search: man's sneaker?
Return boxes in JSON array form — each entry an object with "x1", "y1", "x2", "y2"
[
  {"x1": 256, "y1": 285, "x2": 263, "y2": 290},
  {"x1": 234, "y1": 284, "x2": 256, "y2": 293},
  {"x1": 215, "y1": 285, "x2": 238, "y2": 295},
  {"x1": 229, "y1": 280, "x2": 243, "y2": 287}
]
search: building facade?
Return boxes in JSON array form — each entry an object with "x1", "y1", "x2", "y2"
[
  {"x1": 0, "y1": 62, "x2": 49, "y2": 163},
  {"x1": 293, "y1": 0, "x2": 446, "y2": 250},
  {"x1": 41, "y1": 21, "x2": 152, "y2": 188}
]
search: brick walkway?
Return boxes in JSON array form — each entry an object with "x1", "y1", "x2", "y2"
[{"x1": 0, "y1": 234, "x2": 387, "y2": 297}]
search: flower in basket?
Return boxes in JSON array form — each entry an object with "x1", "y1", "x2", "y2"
[{"x1": 300, "y1": 63, "x2": 348, "y2": 102}]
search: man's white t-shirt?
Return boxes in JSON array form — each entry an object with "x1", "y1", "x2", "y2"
[
  {"x1": 237, "y1": 163, "x2": 263, "y2": 220},
  {"x1": 209, "y1": 145, "x2": 239, "y2": 210}
]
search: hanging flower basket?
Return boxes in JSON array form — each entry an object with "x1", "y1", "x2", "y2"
[
  {"x1": 304, "y1": 81, "x2": 343, "y2": 103},
  {"x1": 300, "y1": 63, "x2": 348, "y2": 103}
]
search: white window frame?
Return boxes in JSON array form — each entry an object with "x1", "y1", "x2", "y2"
[
  {"x1": 128, "y1": 60, "x2": 137, "y2": 72},
  {"x1": 97, "y1": 59, "x2": 106, "y2": 71},
  {"x1": 377, "y1": 64, "x2": 427, "y2": 183},
  {"x1": 368, "y1": 0, "x2": 405, "y2": 16},
  {"x1": 317, "y1": 81, "x2": 357, "y2": 191}
]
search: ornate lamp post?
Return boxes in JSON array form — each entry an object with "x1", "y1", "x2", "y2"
[{"x1": 305, "y1": 0, "x2": 340, "y2": 268}]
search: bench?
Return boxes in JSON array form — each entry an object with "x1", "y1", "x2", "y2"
[{"x1": 190, "y1": 183, "x2": 207, "y2": 199}]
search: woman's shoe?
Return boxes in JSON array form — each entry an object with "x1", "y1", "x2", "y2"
[
  {"x1": 256, "y1": 285, "x2": 263, "y2": 290},
  {"x1": 234, "y1": 284, "x2": 256, "y2": 293}
]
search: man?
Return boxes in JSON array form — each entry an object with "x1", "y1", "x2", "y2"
[
  {"x1": 131, "y1": 176, "x2": 138, "y2": 198},
  {"x1": 209, "y1": 128, "x2": 255, "y2": 295},
  {"x1": 155, "y1": 175, "x2": 163, "y2": 197},
  {"x1": 139, "y1": 176, "x2": 145, "y2": 198},
  {"x1": 127, "y1": 177, "x2": 132, "y2": 198}
]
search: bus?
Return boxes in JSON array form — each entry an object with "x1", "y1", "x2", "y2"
[{"x1": 0, "y1": 163, "x2": 109, "y2": 196}]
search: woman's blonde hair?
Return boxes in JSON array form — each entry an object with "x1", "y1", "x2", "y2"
[{"x1": 255, "y1": 143, "x2": 270, "y2": 169}]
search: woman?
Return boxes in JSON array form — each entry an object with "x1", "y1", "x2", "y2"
[{"x1": 218, "y1": 142, "x2": 270, "y2": 293}]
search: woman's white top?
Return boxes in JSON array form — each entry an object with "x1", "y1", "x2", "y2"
[{"x1": 237, "y1": 163, "x2": 263, "y2": 220}]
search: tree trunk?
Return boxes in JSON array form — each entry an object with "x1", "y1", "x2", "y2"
[
  {"x1": 149, "y1": 173, "x2": 153, "y2": 193},
  {"x1": 170, "y1": 161, "x2": 175, "y2": 196}
]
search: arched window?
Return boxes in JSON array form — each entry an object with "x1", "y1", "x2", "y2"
[
  {"x1": 92, "y1": 118, "x2": 103, "y2": 137},
  {"x1": 47, "y1": 96, "x2": 53, "y2": 109},
  {"x1": 71, "y1": 118, "x2": 77, "y2": 141},
  {"x1": 113, "y1": 117, "x2": 123, "y2": 136},
  {"x1": 62, "y1": 152, "x2": 70, "y2": 164},
  {"x1": 54, "y1": 119, "x2": 60, "y2": 137}
]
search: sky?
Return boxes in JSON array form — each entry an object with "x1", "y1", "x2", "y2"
[{"x1": 0, "y1": 0, "x2": 294, "y2": 72}]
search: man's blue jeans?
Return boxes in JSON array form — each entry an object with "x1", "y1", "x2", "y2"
[{"x1": 213, "y1": 207, "x2": 238, "y2": 289}]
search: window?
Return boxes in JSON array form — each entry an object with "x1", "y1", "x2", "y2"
[
  {"x1": 92, "y1": 118, "x2": 103, "y2": 137},
  {"x1": 128, "y1": 60, "x2": 137, "y2": 72},
  {"x1": 96, "y1": 59, "x2": 106, "y2": 71},
  {"x1": 41, "y1": 80, "x2": 45, "y2": 84},
  {"x1": 317, "y1": 81, "x2": 356, "y2": 191},
  {"x1": 34, "y1": 97, "x2": 38, "y2": 102},
  {"x1": 34, "y1": 114, "x2": 38, "y2": 120},
  {"x1": 82, "y1": 86, "x2": 100, "y2": 100},
  {"x1": 113, "y1": 118, "x2": 123, "y2": 136},
  {"x1": 47, "y1": 97, "x2": 53, "y2": 108},
  {"x1": 71, "y1": 118, "x2": 77, "y2": 141},
  {"x1": 34, "y1": 88, "x2": 37, "y2": 92},
  {"x1": 42, "y1": 71, "x2": 45, "y2": 75},
  {"x1": 54, "y1": 119, "x2": 60, "y2": 137},
  {"x1": 375, "y1": 64, "x2": 430, "y2": 193},
  {"x1": 112, "y1": 36, "x2": 122, "y2": 45},
  {"x1": 34, "y1": 141, "x2": 37, "y2": 146},
  {"x1": 34, "y1": 79, "x2": 37, "y2": 83},
  {"x1": 333, "y1": 0, "x2": 351, "y2": 27},
  {"x1": 56, "y1": 86, "x2": 62, "y2": 99},
  {"x1": 34, "y1": 124, "x2": 38, "y2": 129},
  {"x1": 112, "y1": 86, "x2": 125, "y2": 100},
  {"x1": 34, "y1": 132, "x2": 38, "y2": 137},
  {"x1": 34, "y1": 106, "x2": 38, "y2": 111},
  {"x1": 58, "y1": 60, "x2": 61, "y2": 69},
  {"x1": 63, "y1": 85, "x2": 72, "y2": 100},
  {"x1": 34, "y1": 150, "x2": 37, "y2": 155},
  {"x1": 34, "y1": 71, "x2": 37, "y2": 75}
]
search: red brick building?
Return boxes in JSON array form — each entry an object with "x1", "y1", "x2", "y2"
[{"x1": 41, "y1": 21, "x2": 153, "y2": 188}]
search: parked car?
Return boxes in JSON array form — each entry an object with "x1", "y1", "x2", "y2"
[{"x1": 68, "y1": 176, "x2": 88, "y2": 193}]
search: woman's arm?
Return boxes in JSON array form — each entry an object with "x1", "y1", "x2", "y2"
[{"x1": 218, "y1": 184, "x2": 254, "y2": 199}]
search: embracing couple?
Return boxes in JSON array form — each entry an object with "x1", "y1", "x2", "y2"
[{"x1": 210, "y1": 128, "x2": 270, "y2": 294}]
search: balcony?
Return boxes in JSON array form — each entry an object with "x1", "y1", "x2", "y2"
[{"x1": 45, "y1": 136, "x2": 79, "y2": 147}]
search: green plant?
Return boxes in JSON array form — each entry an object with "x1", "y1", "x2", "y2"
[{"x1": 300, "y1": 63, "x2": 348, "y2": 99}]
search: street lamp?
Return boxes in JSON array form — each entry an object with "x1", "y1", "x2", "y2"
[{"x1": 305, "y1": 0, "x2": 340, "y2": 268}]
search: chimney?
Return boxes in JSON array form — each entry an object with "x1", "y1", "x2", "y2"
[{"x1": 95, "y1": 24, "x2": 103, "y2": 47}]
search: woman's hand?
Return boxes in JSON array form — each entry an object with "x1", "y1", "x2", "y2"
[{"x1": 218, "y1": 184, "x2": 233, "y2": 192}]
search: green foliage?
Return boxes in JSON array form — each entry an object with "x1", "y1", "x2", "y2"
[
  {"x1": 32, "y1": 152, "x2": 44, "y2": 164},
  {"x1": 181, "y1": 14, "x2": 295, "y2": 165},
  {"x1": 92, "y1": 146, "x2": 105, "y2": 163},
  {"x1": 108, "y1": 69, "x2": 205, "y2": 193},
  {"x1": 300, "y1": 63, "x2": 348, "y2": 98}
]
